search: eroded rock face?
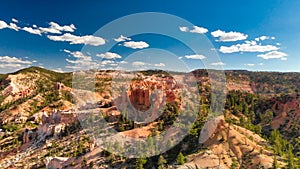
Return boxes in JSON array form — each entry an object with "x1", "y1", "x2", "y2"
[
  {"x1": 23, "y1": 129, "x2": 37, "y2": 143},
  {"x1": 44, "y1": 157, "x2": 69, "y2": 169},
  {"x1": 128, "y1": 76, "x2": 178, "y2": 110},
  {"x1": 1, "y1": 74, "x2": 38, "y2": 104},
  {"x1": 54, "y1": 123, "x2": 66, "y2": 137},
  {"x1": 39, "y1": 110, "x2": 77, "y2": 138},
  {"x1": 270, "y1": 95, "x2": 300, "y2": 133},
  {"x1": 128, "y1": 87, "x2": 151, "y2": 111},
  {"x1": 114, "y1": 75, "x2": 180, "y2": 122}
]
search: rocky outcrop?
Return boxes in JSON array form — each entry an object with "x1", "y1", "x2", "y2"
[
  {"x1": 1, "y1": 74, "x2": 38, "y2": 104},
  {"x1": 270, "y1": 95, "x2": 300, "y2": 133},
  {"x1": 183, "y1": 116, "x2": 281, "y2": 169},
  {"x1": 23, "y1": 128, "x2": 37, "y2": 143},
  {"x1": 44, "y1": 157, "x2": 69, "y2": 169},
  {"x1": 113, "y1": 75, "x2": 180, "y2": 123}
]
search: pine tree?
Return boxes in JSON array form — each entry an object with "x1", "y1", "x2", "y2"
[
  {"x1": 135, "y1": 158, "x2": 147, "y2": 169},
  {"x1": 176, "y1": 152, "x2": 185, "y2": 165},
  {"x1": 287, "y1": 144, "x2": 296, "y2": 169},
  {"x1": 157, "y1": 155, "x2": 167, "y2": 169},
  {"x1": 272, "y1": 155, "x2": 278, "y2": 169}
]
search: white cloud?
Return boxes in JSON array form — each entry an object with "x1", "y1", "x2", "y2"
[
  {"x1": 244, "y1": 63, "x2": 255, "y2": 67},
  {"x1": 39, "y1": 22, "x2": 76, "y2": 34},
  {"x1": 120, "y1": 61, "x2": 128, "y2": 64},
  {"x1": 114, "y1": 35, "x2": 131, "y2": 42},
  {"x1": 0, "y1": 20, "x2": 8, "y2": 29},
  {"x1": 184, "y1": 54, "x2": 206, "y2": 60},
  {"x1": 210, "y1": 62, "x2": 225, "y2": 66},
  {"x1": 39, "y1": 27, "x2": 62, "y2": 34},
  {"x1": 0, "y1": 63, "x2": 23, "y2": 68},
  {"x1": 255, "y1": 36, "x2": 269, "y2": 41},
  {"x1": 257, "y1": 51, "x2": 287, "y2": 60},
  {"x1": 49, "y1": 22, "x2": 76, "y2": 32},
  {"x1": 100, "y1": 60, "x2": 115, "y2": 65},
  {"x1": 12, "y1": 18, "x2": 18, "y2": 23},
  {"x1": 65, "y1": 65, "x2": 81, "y2": 69},
  {"x1": 100, "y1": 60, "x2": 118, "y2": 68},
  {"x1": 64, "y1": 50, "x2": 97, "y2": 67},
  {"x1": 281, "y1": 57, "x2": 287, "y2": 60},
  {"x1": 132, "y1": 61, "x2": 146, "y2": 67},
  {"x1": 64, "y1": 50, "x2": 100, "y2": 70},
  {"x1": 0, "y1": 56, "x2": 33, "y2": 70},
  {"x1": 258, "y1": 63, "x2": 264, "y2": 66},
  {"x1": 271, "y1": 37, "x2": 275, "y2": 40},
  {"x1": 0, "y1": 56, "x2": 32, "y2": 64},
  {"x1": 179, "y1": 26, "x2": 189, "y2": 32},
  {"x1": 8, "y1": 23, "x2": 20, "y2": 31},
  {"x1": 219, "y1": 45, "x2": 240, "y2": 53},
  {"x1": 219, "y1": 41, "x2": 279, "y2": 53},
  {"x1": 154, "y1": 63, "x2": 166, "y2": 67},
  {"x1": 64, "y1": 50, "x2": 91, "y2": 61},
  {"x1": 123, "y1": 41, "x2": 149, "y2": 49},
  {"x1": 22, "y1": 27, "x2": 42, "y2": 36},
  {"x1": 0, "y1": 20, "x2": 21, "y2": 31},
  {"x1": 48, "y1": 33, "x2": 105, "y2": 46},
  {"x1": 211, "y1": 30, "x2": 248, "y2": 42},
  {"x1": 53, "y1": 68, "x2": 64, "y2": 73},
  {"x1": 97, "y1": 52, "x2": 122, "y2": 59},
  {"x1": 179, "y1": 26, "x2": 208, "y2": 34},
  {"x1": 190, "y1": 26, "x2": 208, "y2": 34}
]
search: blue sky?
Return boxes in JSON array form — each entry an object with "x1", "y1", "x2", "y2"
[{"x1": 0, "y1": 0, "x2": 299, "y2": 73}]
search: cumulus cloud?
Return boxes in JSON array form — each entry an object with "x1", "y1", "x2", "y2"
[
  {"x1": 64, "y1": 50, "x2": 92, "y2": 61},
  {"x1": 0, "y1": 56, "x2": 32, "y2": 64},
  {"x1": 114, "y1": 35, "x2": 131, "y2": 42},
  {"x1": 210, "y1": 62, "x2": 225, "y2": 66},
  {"x1": 49, "y1": 22, "x2": 76, "y2": 32},
  {"x1": 190, "y1": 26, "x2": 208, "y2": 34},
  {"x1": 211, "y1": 30, "x2": 248, "y2": 42},
  {"x1": 53, "y1": 68, "x2": 64, "y2": 73},
  {"x1": 179, "y1": 26, "x2": 189, "y2": 32},
  {"x1": 257, "y1": 51, "x2": 288, "y2": 60},
  {"x1": 123, "y1": 41, "x2": 149, "y2": 49},
  {"x1": 97, "y1": 52, "x2": 122, "y2": 59},
  {"x1": 48, "y1": 33, "x2": 105, "y2": 46},
  {"x1": 120, "y1": 61, "x2": 128, "y2": 64},
  {"x1": 39, "y1": 22, "x2": 76, "y2": 34},
  {"x1": 63, "y1": 49, "x2": 103, "y2": 70},
  {"x1": 0, "y1": 63, "x2": 23, "y2": 68},
  {"x1": 219, "y1": 40, "x2": 279, "y2": 53},
  {"x1": 0, "y1": 20, "x2": 21, "y2": 31},
  {"x1": 22, "y1": 27, "x2": 42, "y2": 36},
  {"x1": 8, "y1": 23, "x2": 20, "y2": 31},
  {"x1": 0, "y1": 56, "x2": 33, "y2": 69},
  {"x1": 100, "y1": 60, "x2": 115, "y2": 65},
  {"x1": 184, "y1": 54, "x2": 206, "y2": 60},
  {"x1": 179, "y1": 25, "x2": 208, "y2": 34},
  {"x1": 0, "y1": 20, "x2": 8, "y2": 29},
  {"x1": 281, "y1": 57, "x2": 287, "y2": 60},
  {"x1": 154, "y1": 63, "x2": 166, "y2": 67},
  {"x1": 63, "y1": 49, "x2": 99, "y2": 69},
  {"x1": 39, "y1": 27, "x2": 61, "y2": 34},
  {"x1": 255, "y1": 36, "x2": 269, "y2": 41},
  {"x1": 132, "y1": 61, "x2": 146, "y2": 67},
  {"x1": 244, "y1": 63, "x2": 255, "y2": 67},
  {"x1": 12, "y1": 18, "x2": 18, "y2": 23}
]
